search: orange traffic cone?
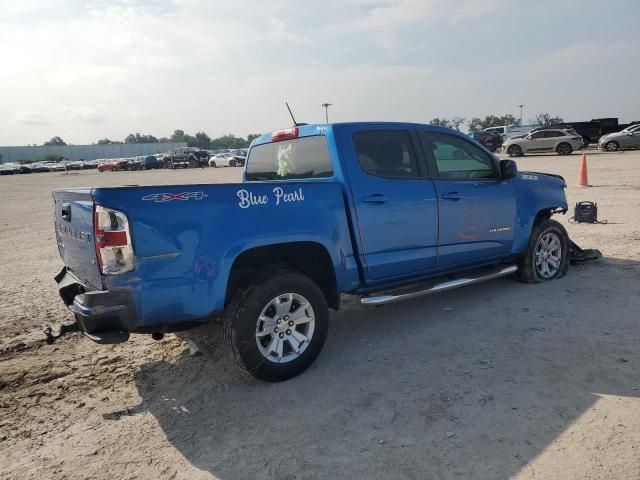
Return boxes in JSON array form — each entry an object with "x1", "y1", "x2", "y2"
[{"x1": 575, "y1": 153, "x2": 589, "y2": 187}]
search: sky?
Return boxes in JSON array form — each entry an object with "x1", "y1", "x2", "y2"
[{"x1": 1, "y1": 0, "x2": 639, "y2": 146}]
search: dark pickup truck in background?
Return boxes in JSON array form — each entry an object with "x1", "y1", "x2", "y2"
[
  {"x1": 551, "y1": 118, "x2": 640, "y2": 146},
  {"x1": 162, "y1": 147, "x2": 209, "y2": 169}
]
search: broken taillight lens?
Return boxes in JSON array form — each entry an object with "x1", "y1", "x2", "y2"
[{"x1": 94, "y1": 205, "x2": 134, "y2": 275}]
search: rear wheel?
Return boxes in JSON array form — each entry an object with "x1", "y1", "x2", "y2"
[
  {"x1": 556, "y1": 143, "x2": 573, "y2": 155},
  {"x1": 507, "y1": 145, "x2": 523, "y2": 157},
  {"x1": 210, "y1": 161, "x2": 216, "y2": 168},
  {"x1": 605, "y1": 141, "x2": 619, "y2": 152},
  {"x1": 223, "y1": 271, "x2": 329, "y2": 382},
  {"x1": 516, "y1": 219, "x2": 569, "y2": 283}
]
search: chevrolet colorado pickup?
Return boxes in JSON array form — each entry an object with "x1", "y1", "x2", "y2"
[{"x1": 52, "y1": 122, "x2": 574, "y2": 381}]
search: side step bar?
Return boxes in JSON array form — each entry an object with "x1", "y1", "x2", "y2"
[{"x1": 361, "y1": 265, "x2": 518, "y2": 306}]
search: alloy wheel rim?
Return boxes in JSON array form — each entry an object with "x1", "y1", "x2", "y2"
[
  {"x1": 255, "y1": 293, "x2": 315, "y2": 363},
  {"x1": 606, "y1": 142, "x2": 617, "y2": 151},
  {"x1": 535, "y1": 232, "x2": 562, "y2": 278}
]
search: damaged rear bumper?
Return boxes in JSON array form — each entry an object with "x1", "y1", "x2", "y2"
[{"x1": 53, "y1": 267, "x2": 133, "y2": 344}]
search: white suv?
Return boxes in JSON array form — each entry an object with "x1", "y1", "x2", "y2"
[{"x1": 503, "y1": 128, "x2": 584, "y2": 157}]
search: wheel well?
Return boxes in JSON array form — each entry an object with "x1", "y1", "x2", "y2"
[
  {"x1": 226, "y1": 242, "x2": 339, "y2": 309},
  {"x1": 533, "y1": 207, "x2": 565, "y2": 227}
]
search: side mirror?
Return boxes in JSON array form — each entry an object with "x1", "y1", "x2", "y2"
[
  {"x1": 500, "y1": 159, "x2": 517, "y2": 179},
  {"x1": 627, "y1": 132, "x2": 634, "y2": 136}
]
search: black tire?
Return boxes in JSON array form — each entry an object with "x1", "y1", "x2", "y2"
[
  {"x1": 507, "y1": 145, "x2": 523, "y2": 157},
  {"x1": 516, "y1": 219, "x2": 569, "y2": 283},
  {"x1": 582, "y1": 136, "x2": 590, "y2": 147},
  {"x1": 189, "y1": 157, "x2": 198, "y2": 168},
  {"x1": 210, "y1": 161, "x2": 216, "y2": 168},
  {"x1": 167, "y1": 160, "x2": 174, "y2": 169},
  {"x1": 605, "y1": 141, "x2": 619, "y2": 152},
  {"x1": 556, "y1": 143, "x2": 573, "y2": 156},
  {"x1": 223, "y1": 271, "x2": 329, "y2": 382},
  {"x1": 126, "y1": 165, "x2": 133, "y2": 171}
]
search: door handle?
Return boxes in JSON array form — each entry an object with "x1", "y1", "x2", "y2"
[
  {"x1": 441, "y1": 192, "x2": 461, "y2": 201},
  {"x1": 362, "y1": 194, "x2": 389, "y2": 204}
]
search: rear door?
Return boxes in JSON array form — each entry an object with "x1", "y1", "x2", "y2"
[
  {"x1": 341, "y1": 128, "x2": 439, "y2": 280},
  {"x1": 53, "y1": 189, "x2": 102, "y2": 287},
  {"x1": 418, "y1": 130, "x2": 516, "y2": 268}
]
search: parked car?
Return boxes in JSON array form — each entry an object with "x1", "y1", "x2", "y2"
[
  {"x1": 598, "y1": 123, "x2": 640, "y2": 152},
  {"x1": 163, "y1": 147, "x2": 209, "y2": 168},
  {"x1": 503, "y1": 128, "x2": 584, "y2": 157},
  {"x1": 39, "y1": 162, "x2": 66, "y2": 172},
  {"x1": 209, "y1": 152, "x2": 243, "y2": 167},
  {"x1": 16, "y1": 165, "x2": 32, "y2": 174},
  {"x1": 471, "y1": 131, "x2": 502, "y2": 152},
  {"x1": 51, "y1": 122, "x2": 588, "y2": 382},
  {"x1": 0, "y1": 164, "x2": 17, "y2": 175},
  {"x1": 98, "y1": 159, "x2": 129, "y2": 172},
  {"x1": 128, "y1": 155, "x2": 161, "y2": 170},
  {"x1": 30, "y1": 162, "x2": 51, "y2": 173}
]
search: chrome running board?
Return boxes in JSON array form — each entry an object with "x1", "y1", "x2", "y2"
[{"x1": 361, "y1": 265, "x2": 518, "y2": 306}]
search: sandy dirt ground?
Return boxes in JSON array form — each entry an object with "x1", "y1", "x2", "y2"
[{"x1": 1, "y1": 150, "x2": 639, "y2": 480}]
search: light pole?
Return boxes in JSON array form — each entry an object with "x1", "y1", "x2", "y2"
[
  {"x1": 322, "y1": 103, "x2": 332, "y2": 123},
  {"x1": 517, "y1": 104, "x2": 525, "y2": 125}
]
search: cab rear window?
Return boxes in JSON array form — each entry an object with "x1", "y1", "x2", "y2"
[{"x1": 245, "y1": 136, "x2": 333, "y2": 181}]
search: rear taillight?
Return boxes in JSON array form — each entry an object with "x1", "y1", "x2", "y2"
[
  {"x1": 272, "y1": 127, "x2": 298, "y2": 142},
  {"x1": 94, "y1": 205, "x2": 134, "y2": 275}
]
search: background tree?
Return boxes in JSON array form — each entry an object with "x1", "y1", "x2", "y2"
[
  {"x1": 192, "y1": 132, "x2": 212, "y2": 150},
  {"x1": 170, "y1": 130, "x2": 186, "y2": 143},
  {"x1": 124, "y1": 133, "x2": 159, "y2": 144},
  {"x1": 246, "y1": 133, "x2": 260, "y2": 145},
  {"x1": 535, "y1": 113, "x2": 564, "y2": 127},
  {"x1": 429, "y1": 117, "x2": 466, "y2": 131},
  {"x1": 96, "y1": 138, "x2": 121, "y2": 145},
  {"x1": 44, "y1": 136, "x2": 66, "y2": 146},
  {"x1": 467, "y1": 114, "x2": 520, "y2": 132}
]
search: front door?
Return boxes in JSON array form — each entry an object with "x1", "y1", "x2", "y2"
[
  {"x1": 341, "y1": 128, "x2": 439, "y2": 281},
  {"x1": 525, "y1": 130, "x2": 554, "y2": 153},
  {"x1": 418, "y1": 130, "x2": 516, "y2": 268}
]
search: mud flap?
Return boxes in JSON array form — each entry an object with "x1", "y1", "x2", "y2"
[{"x1": 569, "y1": 239, "x2": 602, "y2": 263}]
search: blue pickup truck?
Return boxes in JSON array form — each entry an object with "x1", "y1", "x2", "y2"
[{"x1": 53, "y1": 122, "x2": 576, "y2": 381}]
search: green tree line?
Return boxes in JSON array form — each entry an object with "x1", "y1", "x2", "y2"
[
  {"x1": 42, "y1": 130, "x2": 261, "y2": 149},
  {"x1": 429, "y1": 112, "x2": 564, "y2": 132}
]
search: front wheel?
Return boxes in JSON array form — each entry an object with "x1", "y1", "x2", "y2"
[
  {"x1": 223, "y1": 271, "x2": 329, "y2": 382},
  {"x1": 516, "y1": 219, "x2": 569, "y2": 283},
  {"x1": 507, "y1": 145, "x2": 523, "y2": 157},
  {"x1": 605, "y1": 141, "x2": 619, "y2": 152}
]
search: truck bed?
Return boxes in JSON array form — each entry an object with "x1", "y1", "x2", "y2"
[{"x1": 54, "y1": 181, "x2": 360, "y2": 328}]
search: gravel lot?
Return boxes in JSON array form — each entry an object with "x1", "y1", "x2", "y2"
[{"x1": 1, "y1": 150, "x2": 639, "y2": 480}]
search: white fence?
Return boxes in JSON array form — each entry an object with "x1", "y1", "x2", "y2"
[{"x1": 0, "y1": 142, "x2": 187, "y2": 163}]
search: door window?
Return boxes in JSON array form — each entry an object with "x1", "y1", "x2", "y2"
[
  {"x1": 353, "y1": 130, "x2": 420, "y2": 179},
  {"x1": 543, "y1": 130, "x2": 564, "y2": 138},
  {"x1": 421, "y1": 132, "x2": 497, "y2": 179},
  {"x1": 530, "y1": 131, "x2": 545, "y2": 139}
]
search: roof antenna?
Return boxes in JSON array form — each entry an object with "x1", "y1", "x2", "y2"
[{"x1": 285, "y1": 102, "x2": 307, "y2": 127}]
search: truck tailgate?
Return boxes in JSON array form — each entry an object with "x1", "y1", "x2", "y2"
[{"x1": 53, "y1": 189, "x2": 102, "y2": 288}]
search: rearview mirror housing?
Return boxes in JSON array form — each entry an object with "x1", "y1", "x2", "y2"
[{"x1": 500, "y1": 159, "x2": 517, "y2": 179}]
